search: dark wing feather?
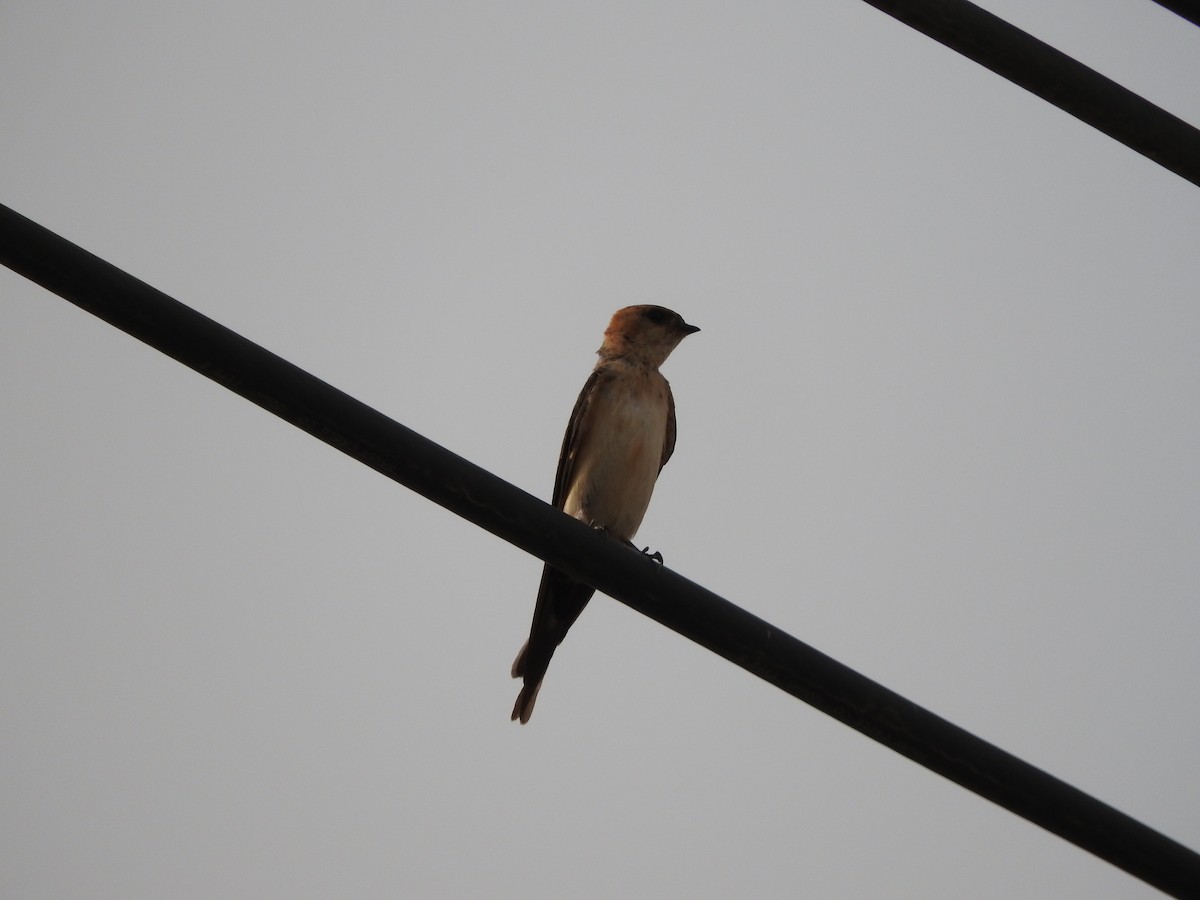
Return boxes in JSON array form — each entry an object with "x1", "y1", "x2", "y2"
[
  {"x1": 551, "y1": 368, "x2": 607, "y2": 508},
  {"x1": 659, "y1": 381, "x2": 677, "y2": 471},
  {"x1": 511, "y1": 368, "x2": 609, "y2": 722}
]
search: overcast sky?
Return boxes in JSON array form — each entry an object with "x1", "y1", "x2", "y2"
[{"x1": 3, "y1": 2, "x2": 1199, "y2": 897}]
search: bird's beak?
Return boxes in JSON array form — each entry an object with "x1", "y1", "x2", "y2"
[{"x1": 681, "y1": 321, "x2": 701, "y2": 335}]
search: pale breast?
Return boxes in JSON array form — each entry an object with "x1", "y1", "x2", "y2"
[{"x1": 562, "y1": 369, "x2": 670, "y2": 541}]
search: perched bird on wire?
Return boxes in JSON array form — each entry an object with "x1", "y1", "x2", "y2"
[{"x1": 511, "y1": 305, "x2": 700, "y2": 723}]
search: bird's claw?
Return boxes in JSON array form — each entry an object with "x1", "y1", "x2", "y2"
[{"x1": 589, "y1": 523, "x2": 664, "y2": 564}]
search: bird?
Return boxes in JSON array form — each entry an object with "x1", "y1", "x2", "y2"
[{"x1": 511, "y1": 305, "x2": 699, "y2": 723}]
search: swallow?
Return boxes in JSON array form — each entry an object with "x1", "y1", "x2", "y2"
[{"x1": 511, "y1": 305, "x2": 700, "y2": 723}]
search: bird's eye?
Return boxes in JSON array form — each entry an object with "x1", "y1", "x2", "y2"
[{"x1": 644, "y1": 308, "x2": 667, "y2": 324}]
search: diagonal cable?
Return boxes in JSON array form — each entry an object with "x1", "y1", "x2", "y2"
[
  {"x1": 3, "y1": 203, "x2": 1199, "y2": 896},
  {"x1": 1151, "y1": 1, "x2": 1200, "y2": 29},
  {"x1": 859, "y1": 0, "x2": 1200, "y2": 187}
]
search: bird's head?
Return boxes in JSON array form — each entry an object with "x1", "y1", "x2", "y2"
[{"x1": 598, "y1": 305, "x2": 700, "y2": 366}]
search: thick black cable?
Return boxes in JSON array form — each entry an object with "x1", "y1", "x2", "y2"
[
  {"x1": 1152, "y1": 1, "x2": 1200, "y2": 29},
  {"x1": 859, "y1": 0, "x2": 1200, "y2": 188},
  {"x1": 3, "y1": 203, "x2": 1199, "y2": 897}
]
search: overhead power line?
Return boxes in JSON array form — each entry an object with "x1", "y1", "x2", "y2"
[
  {"x1": 4, "y1": 204, "x2": 1200, "y2": 896},
  {"x1": 859, "y1": 0, "x2": 1200, "y2": 188},
  {"x1": 1152, "y1": 1, "x2": 1200, "y2": 29}
]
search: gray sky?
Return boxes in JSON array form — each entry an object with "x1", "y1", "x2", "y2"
[{"x1": 3, "y1": 2, "x2": 1199, "y2": 897}]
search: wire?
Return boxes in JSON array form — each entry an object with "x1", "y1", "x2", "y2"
[
  {"x1": 3, "y1": 203, "x2": 1199, "y2": 896},
  {"x1": 1151, "y1": 1, "x2": 1200, "y2": 29},
  {"x1": 859, "y1": 0, "x2": 1200, "y2": 188}
]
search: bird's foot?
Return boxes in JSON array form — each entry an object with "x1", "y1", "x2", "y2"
[{"x1": 589, "y1": 523, "x2": 663, "y2": 564}]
